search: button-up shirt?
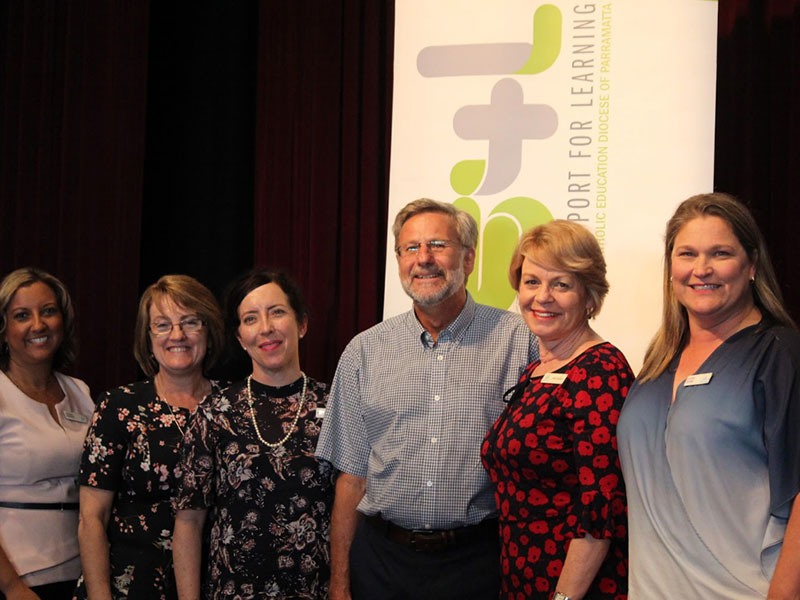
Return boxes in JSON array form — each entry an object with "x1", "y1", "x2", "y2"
[{"x1": 316, "y1": 294, "x2": 537, "y2": 529}]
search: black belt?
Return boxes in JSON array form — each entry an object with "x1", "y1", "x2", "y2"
[
  {"x1": 366, "y1": 514, "x2": 498, "y2": 552},
  {"x1": 0, "y1": 501, "x2": 79, "y2": 511}
]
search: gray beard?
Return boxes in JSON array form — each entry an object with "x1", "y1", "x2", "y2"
[{"x1": 401, "y1": 265, "x2": 466, "y2": 307}]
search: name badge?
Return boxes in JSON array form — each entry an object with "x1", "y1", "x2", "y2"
[
  {"x1": 63, "y1": 410, "x2": 89, "y2": 424},
  {"x1": 684, "y1": 373, "x2": 713, "y2": 387},
  {"x1": 315, "y1": 407, "x2": 326, "y2": 419},
  {"x1": 541, "y1": 372, "x2": 568, "y2": 385}
]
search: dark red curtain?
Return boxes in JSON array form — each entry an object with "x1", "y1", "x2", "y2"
[
  {"x1": 253, "y1": 1, "x2": 394, "y2": 383},
  {"x1": 2, "y1": 1, "x2": 799, "y2": 392},
  {"x1": 0, "y1": 1, "x2": 149, "y2": 393},
  {"x1": 716, "y1": 1, "x2": 800, "y2": 322}
]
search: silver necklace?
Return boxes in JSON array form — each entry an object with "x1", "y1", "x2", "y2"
[
  {"x1": 246, "y1": 373, "x2": 307, "y2": 448},
  {"x1": 164, "y1": 399, "x2": 185, "y2": 438},
  {"x1": 155, "y1": 375, "x2": 205, "y2": 439}
]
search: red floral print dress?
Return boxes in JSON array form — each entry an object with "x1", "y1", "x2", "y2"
[{"x1": 481, "y1": 343, "x2": 632, "y2": 600}]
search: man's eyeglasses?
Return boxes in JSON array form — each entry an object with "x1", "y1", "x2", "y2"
[
  {"x1": 149, "y1": 316, "x2": 205, "y2": 336},
  {"x1": 395, "y1": 240, "x2": 461, "y2": 258}
]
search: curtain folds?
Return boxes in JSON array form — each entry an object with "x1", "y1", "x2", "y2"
[
  {"x1": 715, "y1": 1, "x2": 800, "y2": 323},
  {"x1": 253, "y1": 1, "x2": 394, "y2": 382},
  {"x1": 0, "y1": 1, "x2": 149, "y2": 392},
  {"x1": 1, "y1": 1, "x2": 798, "y2": 391}
]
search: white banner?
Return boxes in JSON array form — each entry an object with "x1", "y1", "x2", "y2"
[{"x1": 384, "y1": 0, "x2": 718, "y2": 369}]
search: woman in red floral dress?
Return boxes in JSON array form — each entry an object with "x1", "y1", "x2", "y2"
[{"x1": 482, "y1": 220, "x2": 632, "y2": 600}]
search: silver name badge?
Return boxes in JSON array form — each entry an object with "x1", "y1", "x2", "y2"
[
  {"x1": 684, "y1": 373, "x2": 713, "y2": 387},
  {"x1": 63, "y1": 410, "x2": 89, "y2": 424},
  {"x1": 541, "y1": 372, "x2": 568, "y2": 385}
]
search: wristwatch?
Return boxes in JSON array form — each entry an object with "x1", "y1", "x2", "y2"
[{"x1": 552, "y1": 593, "x2": 571, "y2": 600}]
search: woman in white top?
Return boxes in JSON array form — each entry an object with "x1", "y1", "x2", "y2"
[{"x1": 0, "y1": 268, "x2": 93, "y2": 600}]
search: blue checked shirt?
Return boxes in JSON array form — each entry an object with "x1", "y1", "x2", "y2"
[{"x1": 316, "y1": 294, "x2": 537, "y2": 530}]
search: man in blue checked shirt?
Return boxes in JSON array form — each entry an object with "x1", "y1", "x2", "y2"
[{"x1": 316, "y1": 198, "x2": 537, "y2": 600}]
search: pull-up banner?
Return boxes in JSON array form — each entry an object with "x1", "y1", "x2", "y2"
[{"x1": 384, "y1": 0, "x2": 718, "y2": 368}]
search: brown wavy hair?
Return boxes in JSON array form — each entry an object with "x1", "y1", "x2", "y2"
[{"x1": 639, "y1": 193, "x2": 795, "y2": 381}]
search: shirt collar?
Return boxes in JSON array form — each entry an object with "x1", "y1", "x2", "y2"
[{"x1": 406, "y1": 292, "x2": 477, "y2": 347}]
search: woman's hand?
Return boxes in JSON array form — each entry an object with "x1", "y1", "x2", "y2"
[
  {"x1": 552, "y1": 535, "x2": 610, "y2": 600},
  {"x1": 3, "y1": 581, "x2": 41, "y2": 600},
  {"x1": 767, "y1": 495, "x2": 800, "y2": 600},
  {"x1": 0, "y1": 543, "x2": 39, "y2": 600},
  {"x1": 3, "y1": 582, "x2": 41, "y2": 600}
]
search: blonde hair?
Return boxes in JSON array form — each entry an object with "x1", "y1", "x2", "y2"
[
  {"x1": 0, "y1": 267, "x2": 77, "y2": 371},
  {"x1": 133, "y1": 275, "x2": 224, "y2": 377},
  {"x1": 508, "y1": 220, "x2": 609, "y2": 318},
  {"x1": 639, "y1": 193, "x2": 795, "y2": 381}
]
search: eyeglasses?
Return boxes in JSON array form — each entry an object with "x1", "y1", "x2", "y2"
[
  {"x1": 395, "y1": 239, "x2": 461, "y2": 258},
  {"x1": 149, "y1": 316, "x2": 205, "y2": 336}
]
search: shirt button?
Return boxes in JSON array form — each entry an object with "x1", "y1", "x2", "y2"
[
  {"x1": 426, "y1": 480, "x2": 433, "y2": 487},
  {"x1": 431, "y1": 437, "x2": 438, "y2": 444},
  {"x1": 437, "y1": 355, "x2": 443, "y2": 361},
  {"x1": 434, "y1": 395, "x2": 440, "y2": 401}
]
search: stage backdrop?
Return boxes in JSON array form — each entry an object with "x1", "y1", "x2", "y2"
[{"x1": 384, "y1": 0, "x2": 718, "y2": 369}]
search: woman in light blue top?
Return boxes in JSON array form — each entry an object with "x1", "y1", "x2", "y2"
[{"x1": 618, "y1": 193, "x2": 800, "y2": 599}]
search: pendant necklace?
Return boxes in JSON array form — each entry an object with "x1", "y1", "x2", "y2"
[
  {"x1": 164, "y1": 399, "x2": 185, "y2": 438},
  {"x1": 155, "y1": 375, "x2": 203, "y2": 439},
  {"x1": 246, "y1": 372, "x2": 307, "y2": 448}
]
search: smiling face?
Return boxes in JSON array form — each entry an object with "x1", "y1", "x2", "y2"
[
  {"x1": 670, "y1": 215, "x2": 756, "y2": 328},
  {"x1": 236, "y1": 282, "x2": 307, "y2": 386},
  {"x1": 149, "y1": 295, "x2": 208, "y2": 379},
  {"x1": 517, "y1": 256, "x2": 591, "y2": 345},
  {"x1": 3, "y1": 281, "x2": 64, "y2": 371},
  {"x1": 396, "y1": 211, "x2": 475, "y2": 307}
]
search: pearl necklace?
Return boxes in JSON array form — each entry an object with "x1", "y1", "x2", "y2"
[{"x1": 246, "y1": 373, "x2": 307, "y2": 448}]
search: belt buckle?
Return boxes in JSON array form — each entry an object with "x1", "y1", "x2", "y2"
[{"x1": 410, "y1": 529, "x2": 449, "y2": 552}]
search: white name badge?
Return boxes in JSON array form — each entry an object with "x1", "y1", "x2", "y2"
[
  {"x1": 541, "y1": 372, "x2": 568, "y2": 385},
  {"x1": 63, "y1": 410, "x2": 89, "y2": 424},
  {"x1": 315, "y1": 407, "x2": 326, "y2": 419},
  {"x1": 684, "y1": 373, "x2": 713, "y2": 387}
]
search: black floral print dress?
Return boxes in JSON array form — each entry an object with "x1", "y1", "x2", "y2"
[
  {"x1": 73, "y1": 379, "x2": 223, "y2": 600},
  {"x1": 481, "y1": 343, "x2": 632, "y2": 600},
  {"x1": 174, "y1": 376, "x2": 333, "y2": 600}
]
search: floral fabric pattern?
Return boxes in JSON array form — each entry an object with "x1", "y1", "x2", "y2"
[
  {"x1": 481, "y1": 343, "x2": 632, "y2": 600},
  {"x1": 73, "y1": 379, "x2": 222, "y2": 600},
  {"x1": 175, "y1": 377, "x2": 333, "y2": 600}
]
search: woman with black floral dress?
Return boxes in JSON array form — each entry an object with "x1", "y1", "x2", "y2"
[
  {"x1": 481, "y1": 221, "x2": 631, "y2": 600},
  {"x1": 74, "y1": 275, "x2": 225, "y2": 600},
  {"x1": 173, "y1": 269, "x2": 333, "y2": 600}
]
